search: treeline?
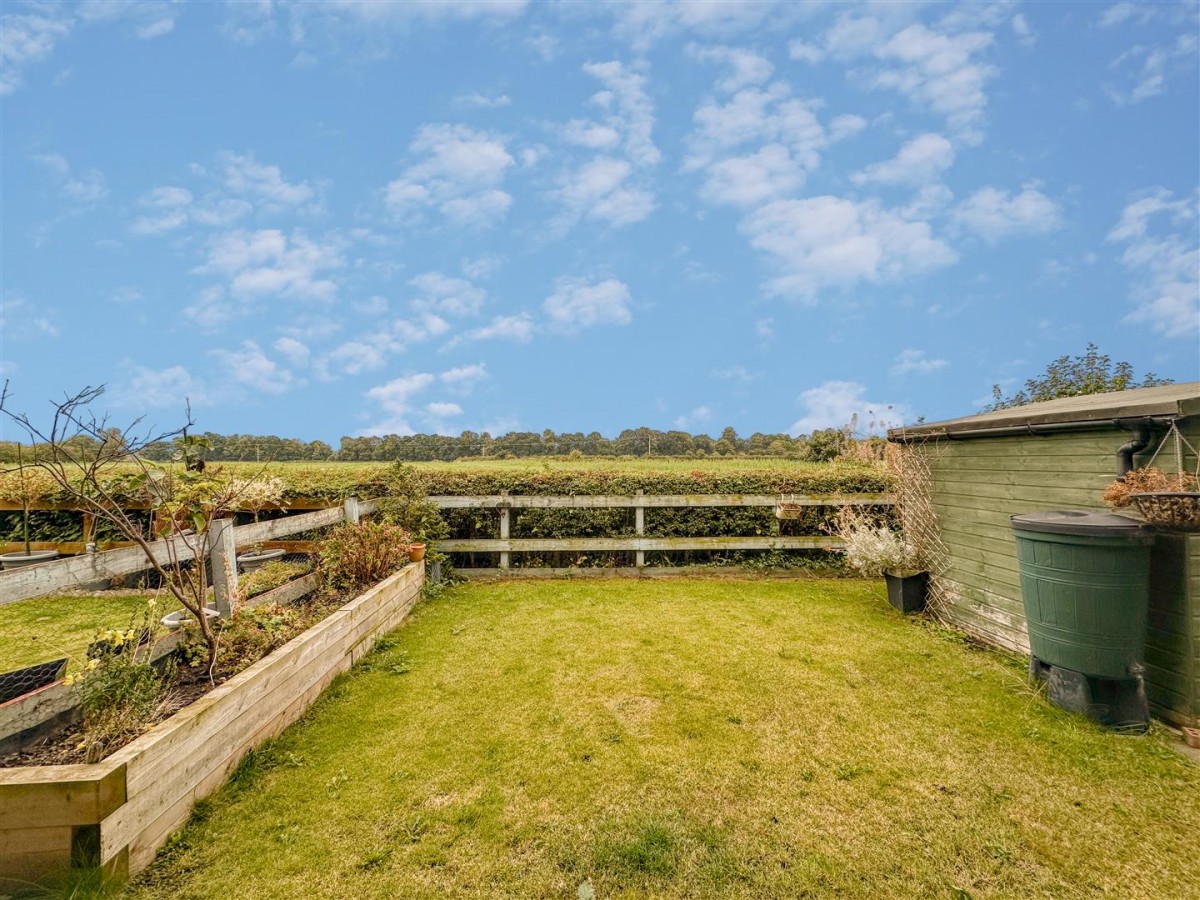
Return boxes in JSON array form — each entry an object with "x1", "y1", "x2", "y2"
[{"x1": 1, "y1": 426, "x2": 862, "y2": 464}]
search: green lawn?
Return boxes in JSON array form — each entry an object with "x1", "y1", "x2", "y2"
[
  {"x1": 0, "y1": 591, "x2": 178, "y2": 673},
  {"x1": 125, "y1": 579, "x2": 1199, "y2": 899}
]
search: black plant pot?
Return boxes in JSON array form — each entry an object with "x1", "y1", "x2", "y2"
[{"x1": 884, "y1": 570, "x2": 928, "y2": 614}]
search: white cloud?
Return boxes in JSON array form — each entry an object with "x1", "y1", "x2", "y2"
[
  {"x1": 77, "y1": 1, "x2": 183, "y2": 38},
  {"x1": 297, "y1": 0, "x2": 527, "y2": 27},
  {"x1": 316, "y1": 313, "x2": 450, "y2": 379},
  {"x1": 361, "y1": 362, "x2": 491, "y2": 436},
  {"x1": 409, "y1": 272, "x2": 486, "y2": 317},
  {"x1": 460, "y1": 254, "x2": 503, "y2": 280},
  {"x1": 685, "y1": 81, "x2": 831, "y2": 207},
  {"x1": 712, "y1": 366, "x2": 754, "y2": 384},
  {"x1": 181, "y1": 285, "x2": 239, "y2": 331},
  {"x1": 543, "y1": 277, "x2": 632, "y2": 332},
  {"x1": 0, "y1": 295, "x2": 59, "y2": 340},
  {"x1": 112, "y1": 286, "x2": 143, "y2": 304},
  {"x1": 218, "y1": 151, "x2": 318, "y2": 211},
  {"x1": 674, "y1": 405, "x2": 713, "y2": 429},
  {"x1": 447, "y1": 313, "x2": 536, "y2": 348},
  {"x1": 1011, "y1": 13, "x2": 1035, "y2": 47},
  {"x1": 852, "y1": 133, "x2": 955, "y2": 186},
  {"x1": 551, "y1": 60, "x2": 660, "y2": 232},
  {"x1": 131, "y1": 177, "x2": 256, "y2": 235},
  {"x1": 954, "y1": 185, "x2": 1063, "y2": 242},
  {"x1": 455, "y1": 91, "x2": 512, "y2": 109},
  {"x1": 820, "y1": 15, "x2": 997, "y2": 144},
  {"x1": 361, "y1": 372, "x2": 438, "y2": 435},
  {"x1": 0, "y1": 9, "x2": 72, "y2": 95},
  {"x1": 872, "y1": 24, "x2": 996, "y2": 143},
  {"x1": 211, "y1": 340, "x2": 298, "y2": 395},
  {"x1": 1098, "y1": 3, "x2": 1158, "y2": 29},
  {"x1": 740, "y1": 195, "x2": 957, "y2": 301},
  {"x1": 606, "y1": 0, "x2": 785, "y2": 52},
  {"x1": 553, "y1": 156, "x2": 656, "y2": 229},
  {"x1": 788, "y1": 39, "x2": 824, "y2": 64},
  {"x1": 131, "y1": 185, "x2": 194, "y2": 234},
  {"x1": 1105, "y1": 32, "x2": 1198, "y2": 105},
  {"x1": 891, "y1": 349, "x2": 948, "y2": 376},
  {"x1": 440, "y1": 362, "x2": 489, "y2": 394},
  {"x1": 274, "y1": 336, "x2": 310, "y2": 367},
  {"x1": 562, "y1": 119, "x2": 622, "y2": 151},
  {"x1": 200, "y1": 229, "x2": 344, "y2": 301},
  {"x1": 699, "y1": 144, "x2": 806, "y2": 207},
  {"x1": 687, "y1": 44, "x2": 774, "y2": 93},
  {"x1": 385, "y1": 124, "x2": 514, "y2": 228},
  {"x1": 116, "y1": 364, "x2": 208, "y2": 409},
  {"x1": 828, "y1": 113, "x2": 867, "y2": 142},
  {"x1": 1107, "y1": 189, "x2": 1199, "y2": 340},
  {"x1": 790, "y1": 381, "x2": 907, "y2": 436},
  {"x1": 31, "y1": 152, "x2": 109, "y2": 205}
]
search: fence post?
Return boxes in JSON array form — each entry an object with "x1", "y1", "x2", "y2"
[
  {"x1": 635, "y1": 490, "x2": 645, "y2": 569},
  {"x1": 343, "y1": 496, "x2": 360, "y2": 525},
  {"x1": 499, "y1": 491, "x2": 510, "y2": 571},
  {"x1": 208, "y1": 518, "x2": 238, "y2": 618}
]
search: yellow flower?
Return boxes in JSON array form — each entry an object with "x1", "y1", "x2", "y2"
[{"x1": 86, "y1": 658, "x2": 100, "y2": 671}]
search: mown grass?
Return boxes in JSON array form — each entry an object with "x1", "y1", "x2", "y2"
[
  {"x1": 0, "y1": 591, "x2": 178, "y2": 673},
  {"x1": 118, "y1": 579, "x2": 1199, "y2": 899}
]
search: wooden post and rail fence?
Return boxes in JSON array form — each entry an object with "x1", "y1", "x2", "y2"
[
  {"x1": 428, "y1": 491, "x2": 894, "y2": 575},
  {"x1": 1, "y1": 492, "x2": 894, "y2": 595},
  {"x1": 0, "y1": 499, "x2": 377, "y2": 606}
]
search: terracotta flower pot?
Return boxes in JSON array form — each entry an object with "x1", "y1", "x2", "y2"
[{"x1": 408, "y1": 543, "x2": 427, "y2": 562}]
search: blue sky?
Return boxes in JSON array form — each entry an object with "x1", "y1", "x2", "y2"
[{"x1": 2, "y1": 0, "x2": 1197, "y2": 443}]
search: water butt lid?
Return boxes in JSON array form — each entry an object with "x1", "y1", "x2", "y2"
[{"x1": 1010, "y1": 509, "x2": 1153, "y2": 538}]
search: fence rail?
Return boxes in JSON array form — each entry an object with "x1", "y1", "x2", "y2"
[
  {"x1": 429, "y1": 492, "x2": 892, "y2": 574},
  {"x1": 0, "y1": 499, "x2": 376, "y2": 605}
]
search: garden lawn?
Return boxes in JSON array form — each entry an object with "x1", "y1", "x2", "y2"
[
  {"x1": 127, "y1": 579, "x2": 1199, "y2": 899},
  {"x1": 0, "y1": 591, "x2": 178, "y2": 673}
]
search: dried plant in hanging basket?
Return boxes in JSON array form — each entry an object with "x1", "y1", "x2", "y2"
[
  {"x1": 1127, "y1": 492, "x2": 1200, "y2": 530},
  {"x1": 774, "y1": 501, "x2": 805, "y2": 520},
  {"x1": 1103, "y1": 466, "x2": 1197, "y2": 509}
]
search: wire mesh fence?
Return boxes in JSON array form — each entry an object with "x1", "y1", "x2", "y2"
[{"x1": 0, "y1": 552, "x2": 317, "y2": 706}]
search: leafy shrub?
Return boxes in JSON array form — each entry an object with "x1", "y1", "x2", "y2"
[
  {"x1": 375, "y1": 462, "x2": 449, "y2": 544},
  {"x1": 69, "y1": 609, "x2": 175, "y2": 763},
  {"x1": 215, "y1": 603, "x2": 303, "y2": 673},
  {"x1": 319, "y1": 521, "x2": 412, "y2": 592}
]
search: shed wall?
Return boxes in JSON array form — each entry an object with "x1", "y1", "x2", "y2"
[{"x1": 917, "y1": 422, "x2": 1200, "y2": 724}]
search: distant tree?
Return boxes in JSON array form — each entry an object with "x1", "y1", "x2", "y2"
[{"x1": 985, "y1": 343, "x2": 1173, "y2": 411}]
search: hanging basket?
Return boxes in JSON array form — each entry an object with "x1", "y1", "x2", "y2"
[
  {"x1": 1127, "y1": 492, "x2": 1200, "y2": 530},
  {"x1": 774, "y1": 498, "x2": 805, "y2": 520}
]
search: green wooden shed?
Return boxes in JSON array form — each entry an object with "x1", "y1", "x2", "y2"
[{"x1": 889, "y1": 383, "x2": 1200, "y2": 728}]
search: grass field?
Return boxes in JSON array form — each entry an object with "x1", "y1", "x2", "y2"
[
  {"x1": 0, "y1": 591, "x2": 180, "y2": 673},
  {"x1": 122, "y1": 579, "x2": 1199, "y2": 899}
]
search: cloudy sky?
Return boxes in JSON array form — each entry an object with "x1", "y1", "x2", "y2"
[{"x1": 2, "y1": 0, "x2": 1197, "y2": 442}]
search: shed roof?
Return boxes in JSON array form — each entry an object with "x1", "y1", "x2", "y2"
[{"x1": 888, "y1": 382, "x2": 1200, "y2": 440}]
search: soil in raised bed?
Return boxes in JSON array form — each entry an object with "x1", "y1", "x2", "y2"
[{"x1": 1, "y1": 589, "x2": 349, "y2": 768}]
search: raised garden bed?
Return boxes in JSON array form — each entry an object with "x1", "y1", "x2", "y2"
[{"x1": 0, "y1": 562, "x2": 423, "y2": 887}]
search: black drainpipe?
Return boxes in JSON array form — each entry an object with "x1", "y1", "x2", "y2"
[{"x1": 1115, "y1": 421, "x2": 1153, "y2": 479}]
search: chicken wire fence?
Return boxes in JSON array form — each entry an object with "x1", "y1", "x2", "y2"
[{"x1": 0, "y1": 553, "x2": 313, "y2": 704}]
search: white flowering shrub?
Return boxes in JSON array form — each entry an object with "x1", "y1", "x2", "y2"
[{"x1": 833, "y1": 505, "x2": 921, "y2": 576}]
